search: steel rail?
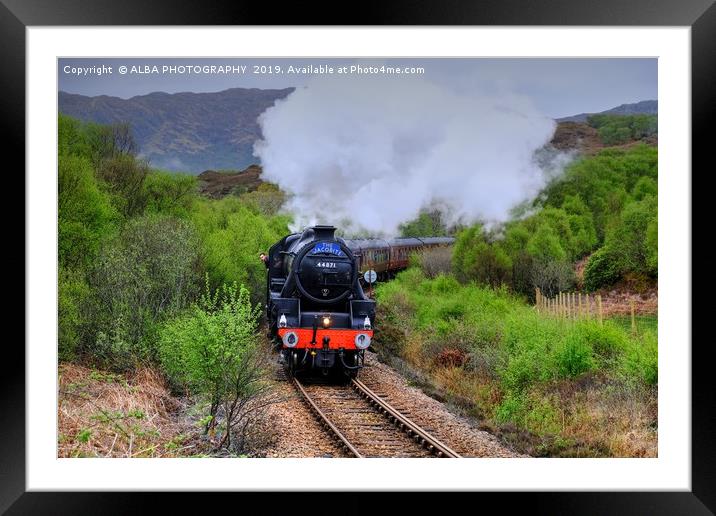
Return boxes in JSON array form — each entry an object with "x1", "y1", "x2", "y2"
[
  {"x1": 292, "y1": 377, "x2": 364, "y2": 458},
  {"x1": 351, "y1": 378, "x2": 462, "y2": 458}
]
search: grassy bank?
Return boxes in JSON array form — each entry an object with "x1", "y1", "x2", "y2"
[{"x1": 375, "y1": 268, "x2": 657, "y2": 457}]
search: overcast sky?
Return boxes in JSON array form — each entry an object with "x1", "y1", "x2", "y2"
[{"x1": 58, "y1": 58, "x2": 656, "y2": 119}]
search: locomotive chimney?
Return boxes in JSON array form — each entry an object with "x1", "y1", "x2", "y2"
[{"x1": 312, "y1": 225, "x2": 336, "y2": 240}]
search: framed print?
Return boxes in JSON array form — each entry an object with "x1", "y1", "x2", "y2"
[{"x1": 6, "y1": 0, "x2": 714, "y2": 513}]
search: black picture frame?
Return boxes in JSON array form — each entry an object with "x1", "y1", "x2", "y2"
[{"x1": 4, "y1": 0, "x2": 712, "y2": 513}]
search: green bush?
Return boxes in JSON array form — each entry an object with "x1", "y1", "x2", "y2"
[
  {"x1": 144, "y1": 170, "x2": 197, "y2": 218},
  {"x1": 58, "y1": 267, "x2": 91, "y2": 361},
  {"x1": 530, "y1": 260, "x2": 576, "y2": 298},
  {"x1": 452, "y1": 225, "x2": 512, "y2": 286},
  {"x1": 158, "y1": 281, "x2": 268, "y2": 450},
  {"x1": 583, "y1": 246, "x2": 621, "y2": 291},
  {"x1": 494, "y1": 392, "x2": 527, "y2": 425},
  {"x1": 621, "y1": 331, "x2": 658, "y2": 386},
  {"x1": 606, "y1": 196, "x2": 657, "y2": 277},
  {"x1": 97, "y1": 154, "x2": 150, "y2": 217},
  {"x1": 587, "y1": 114, "x2": 657, "y2": 146},
  {"x1": 398, "y1": 209, "x2": 448, "y2": 237},
  {"x1": 555, "y1": 333, "x2": 595, "y2": 378},
  {"x1": 91, "y1": 214, "x2": 202, "y2": 367},
  {"x1": 646, "y1": 217, "x2": 658, "y2": 276},
  {"x1": 190, "y1": 197, "x2": 290, "y2": 301},
  {"x1": 58, "y1": 154, "x2": 118, "y2": 269}
]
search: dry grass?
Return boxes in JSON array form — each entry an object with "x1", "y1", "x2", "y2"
[
  {"x1": 58, "y1": 362, "x2": 193, "y2": 458},
  {"x1": 428, "y1": 364, "x2": 656, "y2": 457},
  {"x1": 558, "y1": 381, "x2": 657, "y2": 457}
]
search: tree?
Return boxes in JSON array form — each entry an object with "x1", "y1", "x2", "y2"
[
  {"x1": 91, "y1": 215, "x2": 202, "y2": 367},
  {"x1": 159, "y1": 282, "x2": 272, "y2": 451},
  {"x1": 58, "y1": 154, "x2": 118, "y2": 269}
]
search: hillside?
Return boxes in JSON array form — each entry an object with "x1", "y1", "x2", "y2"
[
  {"x1": 197, "y1": 165, "x2": 264, "y2": 199},
  {"x1": 557, "y1": 100, "x2": 657, "y2": 123},
  {"x1": 58, "y1": 87, "x2": 294, "y2": 172}
]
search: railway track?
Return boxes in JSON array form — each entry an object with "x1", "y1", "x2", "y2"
[{"x1": 291, "y1": 376, "x2": 461, "y2": 458}]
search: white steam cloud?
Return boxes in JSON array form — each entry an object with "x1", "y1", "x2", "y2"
[{"x1": 254, "y1": 73, "x2": 558, "y2": 236}]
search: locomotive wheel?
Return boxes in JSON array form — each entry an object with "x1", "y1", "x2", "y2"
[{"x1": 287, "y1": 351, "x2": 298, "y2": 377}]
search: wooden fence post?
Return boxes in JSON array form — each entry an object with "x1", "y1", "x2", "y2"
[
  {"x1": 630, "y1": 299, "x2": 636, "y2": 333},
  {"x1": 597, "y1": 294, "x2": 603, "y2": 325}
]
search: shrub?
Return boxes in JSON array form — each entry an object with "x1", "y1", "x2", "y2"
[
  {"x1": 606, "y1": 196, "x2": 657, "y2": 277},
  {"x1": 645, "y1": 218, "x2": 658, "y2": 276},
  {"x1": 411, "y1": 246, "x2": 453, "y2": 278},
  {"x1": 452, "y1": 225, "x2": 512, "y2": 286},
  {"x1": 530, "y1": 260, "x2": 576, "y2": 298},
  {"x1": 158, "y1": 282, "x2": 270, "y2": 450},
  {"x1": 495, "y1": 392, "x2": 527, "y2": 425},
  {"x1": 58, "y1": 267, "x2": 91, "y2": 361},
  {"x1": 96, "y1": 154, "x2": 150, "y2": 217},
  {"x1": 238, "y1": 182, "x2": 286, "y2": 216},
  {"x1": 58, "y1": 154, "x2": 118, "y2": 269},
  {"x1": 555, "y1": 333, "x2": 595, "y2": 378},
  {"x1": 91, "y1": 215, "x2": 202, "y2": 367},
  {"x1": 526, "y1": 224, "x2": 567, "y2": 263},
  {"x1": 190, "y1": 197, "x2": 290, "y2": 301},
  {"x1": 144, "y1": 171, "x2": 197, "y2": 218},
  {"x1": 621, "y1": 331, "x2": 658, "y2": 386},
  {"x1": 399, "y1": 209, "x2": 448, "y2": 237},
  {"x1": 583, "y1": 246, "x2": 621, "y2": 291}
]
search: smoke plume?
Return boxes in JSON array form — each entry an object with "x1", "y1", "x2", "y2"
[{"x1": 254, "y1": 73, "x2": 558, "y2": 236}]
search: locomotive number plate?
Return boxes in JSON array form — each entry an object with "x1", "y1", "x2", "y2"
[{"x1": 316, "y1": 261, "x2": 337, "y2": 268}]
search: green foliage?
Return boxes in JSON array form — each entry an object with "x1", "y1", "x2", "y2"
[
  {"x1": 190, "y1": 196, "x2": 290, "y2": 299},
  {"x1": 526, "y1": 223, "x2": 567, "y2": 263},
  {"x1": 584, "y1": 194, "x2": 657, "y2": 289},
  {"x1": 587, "y1": 114, "x2": 658, "y2": 146},
  {"x1": 452, "y1": 225, "x2": 512, "y2": 286},
  {"x1": 620, "y1": 330, "x2": 658, "y2": 386},
  {"x1": 399, "y1": 210, "x2": 448, "y2": 237},
  {"x1": 555, "y1": 333, "x2": 595, "y2": 378},
  {"x1": 583, "y1": 247, "x2": 621, "y2": 291},
  {"x1": 606, "y1": 195, "x2": 658, "y2": 277},
  {"x1": 159, "y1": 281, "x2": 260, "y2": 392},
  {"x1": 375, "y1": 262, "x2": 658, "y2": 451},
  {"x1": 97, "y1": 154, "x2": 150, "y2": 217},
  {"x1": 58, "y1": 154, "x2": 118, "y2": 269},
  {"x1": 91, "y1": 215, "x2": 202, "y2": 368},
  {"x1": 377, "y1": 271, "x2": 654, "y2": 392},
  {"x1": 58, "y1": 267, "x2": 91, "y2": 361},
  {"x1": 77, "y1": 428, "x2": 92, "y2": 443},
  {"x1": 143, "y1": 170, "x2": 197, "y2": 218},
  {"x1": 541, "y1": 144, "x2": 657, "y2": 242},
  {"x1": 645, "y1": 217, "x2": 658, "y2": 276},
  {"x1": 158, "y1": 281, "x2": 267, "y2": 450},
  {"x1": 495, "y1": 392, "x2": 526, "y2": 425},
  {"x1": 238, "y1": 182, "x2": 286, "y2": 216},
  {"x1": 56, "y1": 115, "x2": 290, "y2": 378},
  {"x1": 561, "y1": 195, "x2": 598, "y2": 258}
]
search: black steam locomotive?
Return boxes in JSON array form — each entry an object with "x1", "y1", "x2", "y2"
[
  {"x1": 266, "y1": 225, "x2": 375, "y2": 378},
  {"x1": 265, "y1": 225, "x2": 454, "y2": 378}
]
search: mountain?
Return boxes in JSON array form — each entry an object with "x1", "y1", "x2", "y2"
[
  {"x1": 58, "y1": 87, "x2": 294, "y2": 173},
  {"x1": 557, "y1": 100, "x2": 657, "y2": 123}
]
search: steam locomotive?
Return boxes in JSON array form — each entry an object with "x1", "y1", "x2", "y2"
[{"x1": 265, "y1": 225, "x2": 453, "y2": 378}]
